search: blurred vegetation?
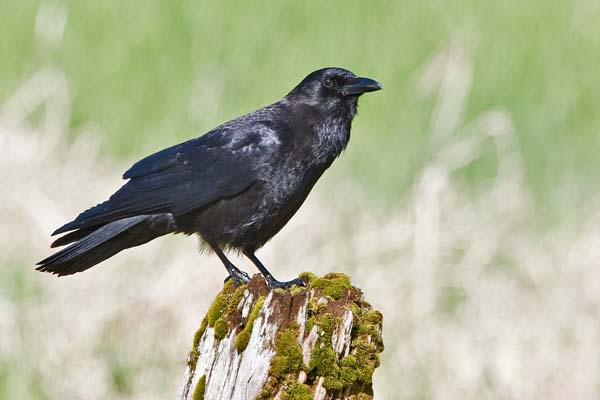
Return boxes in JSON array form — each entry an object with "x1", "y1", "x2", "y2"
[
  {"x1": 2, "y1": 2, "x2": 600, "y2": 398},
  {"x1": 2, "y1": 0, "x2": 599, "y2": 223}
]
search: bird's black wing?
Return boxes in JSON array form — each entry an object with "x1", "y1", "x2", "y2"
[{"x1": 53, "y1": 124, "x2": 277, "y2": 235}]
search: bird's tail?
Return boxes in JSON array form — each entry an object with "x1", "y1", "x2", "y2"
[{"x1": 36, "y1": 214, "x2": 176, "y2": 276}]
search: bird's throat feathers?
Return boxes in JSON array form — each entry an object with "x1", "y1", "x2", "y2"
[
  {"x1": 277, "y1": 88, "x2": 359, "y2": 165},
  {"x1": 312, "y1": 99, "x2": 356, "y2": 164}
]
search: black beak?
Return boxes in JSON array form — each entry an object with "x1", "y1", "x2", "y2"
[{"x1": 342, "y1": 77, "x2": 383, "y2": 96}]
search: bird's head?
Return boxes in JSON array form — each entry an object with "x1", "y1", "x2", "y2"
[{"x1": 286, "y1": 67, "x2": 383, "y2": 116}]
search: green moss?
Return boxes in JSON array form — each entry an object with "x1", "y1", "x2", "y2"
[
  {"x1": 311, "y1": 349, "x2": 374, "y2": 391},
  {"x1": 305, "y1": 316, "x2": 317, "y2": 333},
  {"x1": 205, "y1": 279, "x2": 250, "y2": 341},
  {"x1": 257, "y1": 378, "x2": 277, "y2": 400},
  {"x1": 339, "y1": 354, "x2": 359, "y2": 384},
  {"x1": 289, "y1": 285, "x2": 307, "y2": 296},
  {"x1": 270, "y1": 322, "x2": 304, "y2": 378},
  {"x1": 308, "y1": 298, "x2": 327, "y2": 317},
  {"x1": 354, "y1": 311, "x2": 383, "y2": 340},
  {"x1": 192, "y1": 375, "x2": 206, "y2": 400},
  {"x1": 353, "y1": 340, "x2": 380, "y2": 383},
  {"x1": 348, "y1": 394, "x2": 373, "y2": 400},
  {"x1": 192, "y1": 317, "x2": 208, "y2": 350},
  {"x1": 363, "y1": 310, "x2": 383, "y2": 326},
  {"x1": 187, "y1": 281, "x2": 247, "y2": 372},
  {"x1": 306, "y1": 304, "x2": 383, "y2": 392},
  {"x1": 320, "y1": 313, "x2": 340, "y2": 338},
  {"x1": 323, "y1": 272, "x2": 351, "y2": 280},
  {"x1": 353, "y1": 310, "x2": 384, "y2": 354},
  {"x1": 248, "y1": 273, "x2": 383, "y2": 397},
  {"x1": 188, "y1": 316, "x2": 209, "y2": 372},
  {"x1": 206, "y1": 280, "x2": 234, "y2": 326},
  {"x1": 227, "y1": 285, "x2": 248, "y2": 316},
  {"x1": 299, "y1": 271, "x2": 317, "y2": 285},
  {"x1": 307, "y1": 314, "x2": 342, "y2": 390},
  {"x1": 310, "y1": 344, "x2": 339, "y2": 379},
  {"x1": 234, "y1": 296, "x2": 265, "y2": 352},
  {"x1": 281, "y1": 382, "x2": 313, "y2": 400},
  {"x1": 213, "y1": 318, "x2": 229, "y2": 341},
  {"x1": 348, "y1": 306, "x2": 384, "y2": 386},
  {"x1": 309, "y1": 273, "x2": 353, "y2": 300}
]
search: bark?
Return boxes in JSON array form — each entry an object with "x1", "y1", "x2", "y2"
[{"x1": 177, "y1": 273, "x2": 384, "y2": 400}]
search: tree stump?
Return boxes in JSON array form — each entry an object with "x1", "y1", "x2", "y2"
[{"x1": 177, "y1": 273, "x2": 384, "y2": 400}]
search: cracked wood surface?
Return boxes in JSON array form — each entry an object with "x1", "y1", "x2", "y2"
[{"x1": 177, "y1": 273, "x2": 383, "y2": 400}]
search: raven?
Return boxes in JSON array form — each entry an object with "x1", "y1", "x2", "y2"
[{"x1": 37, "y1": 67, "x2": 382, "y2": 288}]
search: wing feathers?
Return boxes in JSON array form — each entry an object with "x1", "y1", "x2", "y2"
[{"x1": 54, "y1": 126, "x2": 272, "y2": 235}]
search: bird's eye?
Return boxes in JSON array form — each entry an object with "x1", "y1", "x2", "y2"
[{"x1": 323, "y1": 78, "x2": 333, "y2": 88}]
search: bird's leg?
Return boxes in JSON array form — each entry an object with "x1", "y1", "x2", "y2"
[
  {"x1": 206, "y1": 240, "x2": 250, "y2": 286},
  {"x1": 243, "y1": 250, "x2": 306, "y2": 289}
]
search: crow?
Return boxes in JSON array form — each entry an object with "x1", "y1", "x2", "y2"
[{"x1": 37, "y1": 67, "x2": 382, "y2": 288}]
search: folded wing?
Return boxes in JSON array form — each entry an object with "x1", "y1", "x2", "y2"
[{"x1": 53, "y1": 125, "x2": 274, "y2": 235}]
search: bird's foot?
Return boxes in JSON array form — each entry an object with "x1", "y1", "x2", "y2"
[
  {"x1": 224, "y1": 268, "x2": 251, "y2": 287},
  {"x1": 266, "y1": 276, "x2": 307, "y2": 290}
]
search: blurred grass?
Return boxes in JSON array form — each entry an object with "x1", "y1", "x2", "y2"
[
  {"x1": 2, "y1": 1, "x2": 600, "y2": 399},
  {"x1": 2, "y1": 0, "x2": 600, "y2": 222}
]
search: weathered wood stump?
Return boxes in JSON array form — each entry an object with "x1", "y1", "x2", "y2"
[{"x1": 177, "y1": 273, "x2": 384, "y2": 400}]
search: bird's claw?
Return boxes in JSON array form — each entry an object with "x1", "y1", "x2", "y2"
[
  {"x1": 224, "y1": 269, "x2": 251, "y2": 286},
  {"x1": 266, "y1": 277, "x2": 307, "y2": 290}
]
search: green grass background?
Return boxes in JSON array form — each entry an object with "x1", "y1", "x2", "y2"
[
  {"x1": 2, "y1": 1, "x2": 600, "y2": 398},
  {"x1": 3, "y1": 0, "x2": 599, "y2": 222}
]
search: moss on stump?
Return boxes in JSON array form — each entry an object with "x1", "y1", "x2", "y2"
[{"x1": 177, "y1": 273, "x2": 384, "y2": 400}]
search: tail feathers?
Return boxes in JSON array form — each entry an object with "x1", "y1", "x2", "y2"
[
  {"x1": 51, "y1": 227, "x2": 97, "y2": 248},
  {"x1": 37, "y1": 214, "x2": 175, "y2": 276},
  {"x1": 52, "y1": 199, "x2": 116, "y2": 235}
]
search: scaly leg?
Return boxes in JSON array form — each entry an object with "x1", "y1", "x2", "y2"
[
  {"x1": 206, "y1": 240, "x2": 250, "y2": 286},
  {"x1": 243, "y1": 250, "x2": 305, "y2": 289}
]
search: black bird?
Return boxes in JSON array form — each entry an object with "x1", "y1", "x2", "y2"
[{"x1": 37, "y1": 67, "x2": 382, "y2": 288}]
